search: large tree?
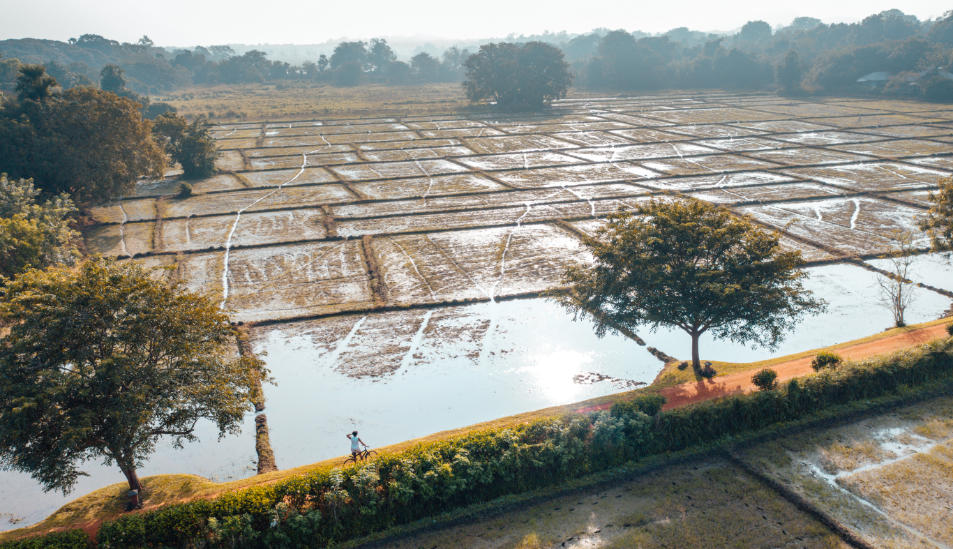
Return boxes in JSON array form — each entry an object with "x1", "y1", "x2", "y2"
[
  {"x1": 557, "y1": 199, "x2": 824, "y2": 370},
  {"x1": 152, "y1": 113, "x2": 218, "y2": 179},
  {"x1": 463, "y1": 41, "x2": 571, "y2": 110},
  {"x1": 0, "y1": 66, "x2": 165, "y2": 203},
  {"x1": 0, "y1": 260, "x2": 264, "y2": 494}
]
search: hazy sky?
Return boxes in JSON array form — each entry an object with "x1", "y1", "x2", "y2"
[{"x1": 0, "y1": 0, "x2": 948, "y2": 46}]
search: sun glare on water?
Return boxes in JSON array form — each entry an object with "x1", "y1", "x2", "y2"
[{"x1": 522, "y1": 348, "x2": 594, "y2": 403}]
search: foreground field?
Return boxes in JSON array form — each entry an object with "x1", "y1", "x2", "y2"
[
  {"x1": 385, "y1": 394, "x2": 953, "y2": 549},
  {"x1": 1, "y1": 319, "x2": 948, "y2": 543}
]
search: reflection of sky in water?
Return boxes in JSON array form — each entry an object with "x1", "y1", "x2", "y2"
[{"x1": 2, "y1": 261, "x2": 950, "y2": 531}]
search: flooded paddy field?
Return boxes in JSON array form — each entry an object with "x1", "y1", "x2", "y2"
[
  {"x1": 736, "y1": 395, "x2": 953, "y2": 548},
  {"x1": 391, "y1": 395, "x2": 953, "y2": 549},
  {"x1": 5, "y1": 91, "x2": 953, "y2": 531}
]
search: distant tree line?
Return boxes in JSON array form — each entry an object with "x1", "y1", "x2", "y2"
[
  {"x1": 0, "y1": 35, "x2": 471, "y2": 94},
  {"x1": 2, "y1": 9, "x2": 953, "y2": 101}
]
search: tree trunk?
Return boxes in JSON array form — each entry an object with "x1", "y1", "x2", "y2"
[
  {"x1": 691, "y1": 332, "x2": 701, "y2": 372},
  {"x1": 122, "y1": 465, "x2": 143, "y2": 493}
]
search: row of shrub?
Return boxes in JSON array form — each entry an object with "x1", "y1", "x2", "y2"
[{"x1": 6, "y1": 337, "x2": 952, "y2": 549}]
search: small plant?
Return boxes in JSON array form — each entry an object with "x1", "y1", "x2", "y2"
[
  {"x1": 751, "y1": 368, "x2": 778, "y2": 391},
  {"x1": 947, "y1": 323, "x2": 953, "y2": 336},
  {"x1": 811, "y1": 351, "x2": 843, "y2": 372},
  {"x1": 177, "y1": 182, "x2": 193, "y2": 198}
]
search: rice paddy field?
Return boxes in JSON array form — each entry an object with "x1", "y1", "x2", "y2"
[
  {"x1": 4, "y1": 91, "x2": 953, "y2": 532},
  {"x1": 392, "y1": 395, "x2": 953, "y2": 548}
]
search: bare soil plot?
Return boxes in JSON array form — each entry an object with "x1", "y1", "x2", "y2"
[
  {"x1": 809, "y1": 114, "x2": 946, "y2": 129},
  {"x1": 608, "y1": 127, "x2": 693, "y2": 143},
  {"x1": 689, "y1": 181, "x2": 844, "y2": 205},
  {"x1": 222, "y1": 240, "x2": 375, "y2": 323},
  {"x1": 84, "y1": 221, "x2": 155, "y2": 257},
  {"x1": 244, "y1": 144, "x2": 353, "y2": 157},
  {"x1": 463, "y1": 134, "x2": 578, "y2": 154},
  {"x1": 640, "y1": 153, "x2": 778, "y2": 176},
  {"x1": 767, "y1": 131, "x2": 883, "y2": 146},
  {"x1": 331, "y1": 183, "x2": 644, "y2": 220},
  {"x1": 492, "y1": 163, "x2": 660, "y2": 188},
  {"x1": 249, "y1": 152, "x2": 360, "y2": 169},
  {"x1": 359, "y1": 145, "x2": 473, "y2": 162},
  {"x1": 214, "y1": 150, "x2": 245, "y2": 171},
  {"x1": 357, "y1": 137, "x2": 460, "y2": 151},
  {"x1": 831, "y1": 139, "x2": 953, "y2": 159},
  {"x1": 908, "y1": 156, "x2": 953, "y2": 172},
  {"x1": 88, "y1": 199, "x2": 157, "y2": 224},
  {"x1": 157, "y1": 209, "x2": 328, "y2": 253},
  {"x1": 403, "y1": 119, "x2": 487, "y2": 130},
  {"x1": 388, "y1": 460, "x2": 846, "y2": 549},
  {"x1": 134, "y1": 252, "x2": 225, "y2": 297},
  {"x1": 749, "y1": 102, "x2": 884, "y2": 118},
  {"x1": 745, "y1": 147, "x2": 873, "y2": 166},
  {"x1": 737, "y1": 197, "x2": 925, "y2": 255},
  {"x1": 550, "y1": 130, "x2": 637, "y2": 146},
  {"x1": 157, "y1": 184, "x2": 355, "y2": 218},
  {"x1": 861, "y1": 124, "x2": 953, "y2": 138},
  {"x1": 216, "y1": 137, "x2": 259, "y2": 150},
  {"x1": 785, "y1": 162, "x2": 948, "y2": 192},
  {"x1": 887, "y1": 189, "x2": 938, "y2": 207},
  {"x1": 329, "y1": 158, "x2": 468, "y2": 181},
  {"x1": 350, "y1": 173, "x2": 507, "y2": 200},
  {"x1": 695, "y1": 136, "x2": 797, "y2": 152},
  {"x1": 418, "y1": 127, "x2": 505, "y2": 138},
  {"x1": 499, "y1": 121, "x2": 631, "y2": 134},
  {"x1": 654, "y1": 123, "x2": 765, "y2": 138},
  {"x1": 455, "y1": 151, "x2": 581, "y2": 170},
  {"x1": 210, "y1": 128, "x2": 260, "y2": 139},
  {"x1": 735, "y1": 119, "x2": 836, "y2": 133},
  {"x1": 239, "y1": 167, "x2": 337, "y2": 186},
  {"x1": 637, "y1": 171, "x2": 794, "y2": 192},
  {"x1": 566, "y1": 142, "x2": 719, "y2": 163},
  {"x1": 373, "y1": 224, "x2": 591, "y2": 304},
  {"x1": 639, "y1": 107, "x2": 779, "y2": 124}
]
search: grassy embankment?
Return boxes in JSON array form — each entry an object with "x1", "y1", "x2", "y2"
[{"x1": 3, "y1": 315, "x2": 949, "y2": 542}]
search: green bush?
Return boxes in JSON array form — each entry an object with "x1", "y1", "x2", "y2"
[
  {"x1": 176, "y1": 182, "x2": 192, "y2": 198},
  {"x1": 9, "y1": 340, "x2": 953, "y2": 549},
  {"x1": 811, "y1": 351, "x2": 843, "y2": 371},
  {"x1": 751, "y1": 368, "x2": 778, "y2": 391},
  {"x1": 610, "y1": 394, "x2": 666, "y2": 417},
  {"x1": 947, "y1": 323, "x2": 952, "y2": 336}
]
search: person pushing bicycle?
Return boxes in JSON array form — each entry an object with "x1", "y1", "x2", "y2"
[{"x1": 347, "y1": 430, "x2": 367, "y2": 458}]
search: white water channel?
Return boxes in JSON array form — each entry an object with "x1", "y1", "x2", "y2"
[{"x1": 1, "y1": 261, "x2": 950, "y2": 531}]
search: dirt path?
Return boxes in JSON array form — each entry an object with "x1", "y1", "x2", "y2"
[{"x1": 658, "y1": 323, "x2": 950, "y2": 411}]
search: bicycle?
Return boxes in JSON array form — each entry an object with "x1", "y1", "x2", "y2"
[{"x1": 343, "y1": 447, "x2": 378, "y2": 465}]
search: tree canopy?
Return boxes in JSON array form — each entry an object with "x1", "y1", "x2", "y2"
[
  {"x1": 152, "y1": 113, "x2": 218, "y2": 179},
  {"x1": 0, "y1": 66, "x2": 165, "y2": 203},
  {"x1": 464, "y1": 41, "x2": 571, "y2": 110},
  {"x1": 0, "y1": 260, "x2": 264, "y2": 494},
  {"x1": 0, "y1": 174, "x2": 78, "y2": 280},
  {"x1": 557, "y1": 199, "x2": 824, "y2": 370}
]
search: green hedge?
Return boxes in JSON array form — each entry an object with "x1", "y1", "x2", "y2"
[{"x1": 9, "y1": 339, "x2": 953, "y2": 548}]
